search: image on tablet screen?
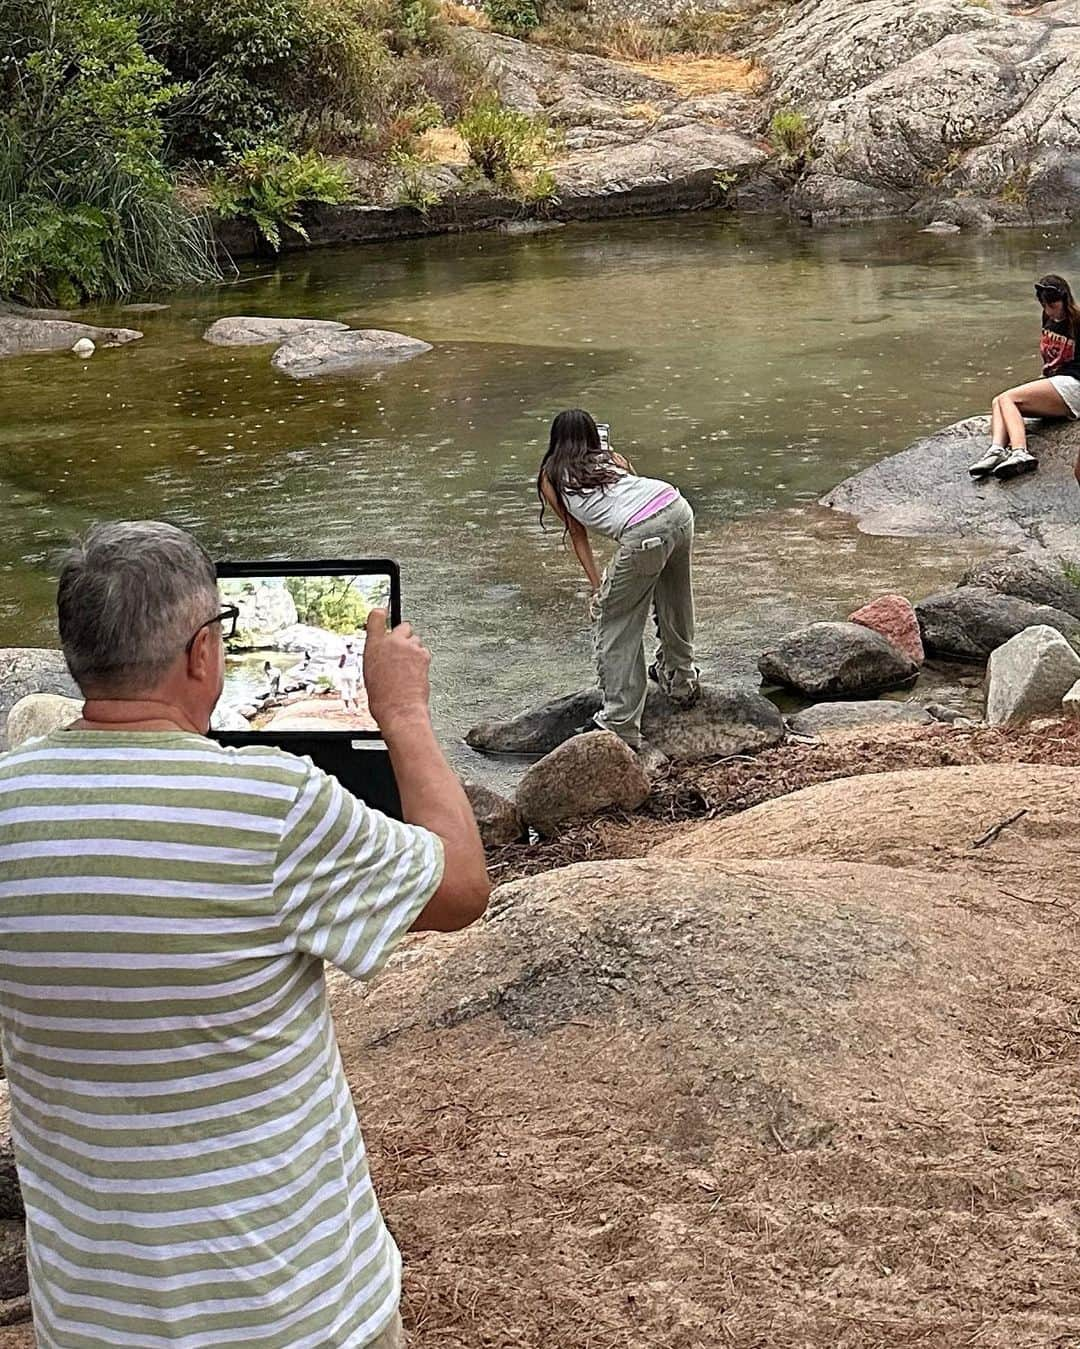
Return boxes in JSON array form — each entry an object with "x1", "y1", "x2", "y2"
[{"x1": 215, "y1": 572, "x2": 391, "y2": 734}]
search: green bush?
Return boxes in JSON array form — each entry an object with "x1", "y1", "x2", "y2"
[
  {"x1": 0, "y1": 0, "x2": 220, "y2": 305},
  {"x1": 393, "y1": 0, "x2": 444, "y2": 51},
  {"x1": 769, "y1": 107, "x2": 811, "y2": 164},
  {"x1": 484, "y1": 0, "x2": 542, "y2": 38},
  {"x1": 143, "y1": 0, "x2": 393, "y2": 159},
  {"x1": 285, "y1": 576, "x2": 370, "y2": 634},
  {"x1": 392, "y1": 154, "x2": 443, "y2": 215},
  {"x1": 209, "y1": 144, "x2": 353, "y2": 250},
  {"x1": 457, "y1": 92, "x2": 549, "y2": 184}
]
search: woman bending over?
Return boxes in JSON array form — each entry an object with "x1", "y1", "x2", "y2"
[
  {"x1": 537, "y1": 409, "x2": 699, "y2": 752},
  {"x1": 970, "y1": 273, "x2": 1080, "y2": 482}
]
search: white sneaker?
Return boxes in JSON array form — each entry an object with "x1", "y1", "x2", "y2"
[
  {"x1": 992, "y1": 448, "x2": 1039, "y2": 481},
  {"x1": 968, "y1": 446, "x2": 1008, "y2": 477}
]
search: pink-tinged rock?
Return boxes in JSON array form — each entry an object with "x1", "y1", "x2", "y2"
[{"x1": 849, "y1": 594, "x2": 924, "y2": 666}]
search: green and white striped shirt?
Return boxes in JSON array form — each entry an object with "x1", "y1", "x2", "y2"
[{"x1": 0, "y1": 730, "x2": 443, "y2": 1349}]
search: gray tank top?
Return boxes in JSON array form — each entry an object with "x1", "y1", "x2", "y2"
[{"x1": 562, "y1": 469, "x2": 675, "y2": 539}]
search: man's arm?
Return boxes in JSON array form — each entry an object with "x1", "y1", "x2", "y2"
[{"x1": 364, "y1": 610, "x2": 490, "y2": 932}]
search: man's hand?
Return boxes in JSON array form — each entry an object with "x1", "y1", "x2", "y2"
[
  {"x1": 588, "y1": 589, "x2": 602, "y2": 623},
  {"x1": 363, "y1": 609, "x2": 431, "y2": 730}
]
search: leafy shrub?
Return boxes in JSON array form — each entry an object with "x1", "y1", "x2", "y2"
[
  {"x1": 484, "y1": 0, "x2": 541, "y2": 38},
  {"x1": 769, "y1": 107, "x2": 811, "y2": 164},
  {"x1": 285, "y1": 576, "x2": 370, "y2": 634},
  {"x1": 392, "y1": 154, "x2": 443, "y2": 215},
  {"x1": 393, "y1": 0, "x2": 444, "y2": 51},
  {"x1": 0, "y1": 0, "x2": 220, "y2": 304},
  {"x1": 517, "y1": 167, "x2": 559, "y2": 207},
  {"x1": 457, "y1": 92, "x2": 549, "y2": 183},
  {"x1": 1061, "y1": 558, "x2": 1080, "y2": 591},
  {"x1": 144, "y1": 0, "x2": 393, "y2": 159},
  {"x1": 210, "y1": 144, "x2": 353, "y2": 250}
]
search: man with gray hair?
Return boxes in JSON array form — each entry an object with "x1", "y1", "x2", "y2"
[{"x1": 0, "y1": 521, "x2": 490, "y2": 1349}]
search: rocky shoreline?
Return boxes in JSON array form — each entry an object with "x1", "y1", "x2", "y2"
[{"x1": 213, "y1": 0, "x2": 1080, "y2": 260}]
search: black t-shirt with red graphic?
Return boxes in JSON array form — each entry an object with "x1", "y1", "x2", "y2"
[{"x1": 1040, "y1": 316, "x2": 1080, "y2": 379}]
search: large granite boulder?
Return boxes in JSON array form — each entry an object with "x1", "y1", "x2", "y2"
[
  {"x1": 848, "y1": 594, "x2": 924, "y2": 665},
  {"x1": 0, "y1": 1222, "x2": 26, "y2": 1303},
  {"x1": 219, "y1": 579, "x2": 298, "y2": 646},
  {"x1": 787, "y1": 699, "x2": 933, "y2": 737},
  {"x1": 6, "y1": 693, "x2": 82, "y2": 748},
  {"x1": 0, "y1": 316, "x2": 142, "y2": 358},
  {"x1": 271, "y1": 328, "x2": 432, "y2": 378},
  {"x1": 961, "y1": 553, "x2": 1080, "y2": 622},
  {"x1": 915, "y1": 586, "x2": 1080, "y2": 662},
  {"x1": 985, "y1": 625, "x2": 1080, "y2": 726},
  {"x1": 823, "y1": 416, "x2": 1080, "y2": 553},
  {"x1": 202, "y1": 316, "x2": 349, "y2": 347},
  {"x1": 765, "y1": 0, "x2": 1080, "y2": 225},
  {"x1": 515, "y1": 731, "x2": 649, "y2": 835},
  {"x1": 465, "y1": 683, "x2": 783, "y2": 761},
  {"x1": 0, "y1": 649, "x2": 79, "y2": 749},
  {"x1": 758, "y1": 622, "x2": 919, "y2": 699},
  {"x1": 1063, "y1": 678, "x2": 1080, "y2": 719}
]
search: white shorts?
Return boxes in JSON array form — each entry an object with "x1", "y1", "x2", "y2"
[{"x1": 1048, "y1": 374, "x2": 1080, "y2": 418}]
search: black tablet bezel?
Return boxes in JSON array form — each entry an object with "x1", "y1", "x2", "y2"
[{"x1": 214, "y1": 557, "x2": 400, "y2": 743}]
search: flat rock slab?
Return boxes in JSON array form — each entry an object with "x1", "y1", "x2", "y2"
[
  {"x1": 787, "y1": 700, "x2": 933, "y2": 737},
  {"x1": 823, "y1": 416, "x2": 1080, "y2": 552},
  {"x1": 202, "y1": 316, "x2": 349, "y2": 347},
  {"x1": 0, "y1": 317, "x2": 142, "y2": 358},
  {"x1": 986, "y1": 625, "x2": 1080, "y2": 726},
  {"x1": 271, "y1": 328, "x2": 432, "y2": 378},
  {"x1": 465, "y1": 683, "x2": 783, "y2": 761},
  {"x1": 759, "y1": 621, "x2": 919, "y2": 699},
  {"x1": 0, "y1": 649, "x2": 78, "y2": 749},
  {"x1": 515, "y1": 731, "x2": 649, "y2": 835},
  {"x1": 915, "y1": 586, "x2": 1080, "y2": 662}
]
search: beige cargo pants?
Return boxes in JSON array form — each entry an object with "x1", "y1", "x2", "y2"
[{"x1": 593, "y1": 496, "x2": 697, "y2": 746}]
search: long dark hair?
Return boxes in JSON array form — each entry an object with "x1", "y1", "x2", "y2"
[
  {"x1": 1037, "y1": 273, "x2": 1080, "y2": 339},
  {"x1": 536, "y1": 409, "x2": 621, "y2": 529}
]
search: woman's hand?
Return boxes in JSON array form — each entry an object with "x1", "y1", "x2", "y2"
[{"x1": 588, "y1": 589, "x2": 602, "y2": 623}]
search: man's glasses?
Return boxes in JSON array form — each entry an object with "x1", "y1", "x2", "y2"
[
  {"x1": 1036, "y1": 285, "x2": 1065, "y2": 302},
  {"x1": 185, "y1": 605, "x2": 240, "y2": 653}
]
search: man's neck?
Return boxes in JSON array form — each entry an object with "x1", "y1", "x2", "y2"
[{"x1": 73, "y1": 698, "x2": 206, "y2": 735}]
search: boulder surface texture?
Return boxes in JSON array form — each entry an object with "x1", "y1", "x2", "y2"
[
  {"x1": 462, "y1": 780, "x2": 525, "y2": 848},
  {"x1": 848, "y1": 594, "x2": 924, "y2": 665},
  {"x1": 962, "y1": 553, "x2": 1080, "y2": 622},
  {"x1": 466, "y1": 683, "x2": 783, "y2": 761},
  {"x1": 787, "y1": 699, "x2": 932, "y2": 737},
  {"x1": 915, "y1": 586, "x2": 1080, "y2": 662},
  {"x1": 5, "y1": 694, "x2": 82, "y2": 748},
  {"x1": 515, "y1": 731, "x2": 649, "y2": 834},
  {"x1": 985, "y1": 624, "x2": 1080, "y2": 726},
  {"x1": 202, "y1": 316, "x2": 349, "y2": 347},
  {"x1": 823, "y1": 416, "x2": 1080, "y2": 553},
  {"x1": 0, "y1": 650, "x2": 79, "y2": 749},
  {"x1": 0, "y1": 317, "x2": 142, "y2": 358},
  {"x1": 271, "y1": 329, "x2": 433, "y2": 378},
  {"x1": 758, "y1": 622, "x2": 919, "y2": 698}
]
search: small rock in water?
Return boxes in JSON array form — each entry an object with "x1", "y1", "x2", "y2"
[
  {"x1": 921, "y1": 220, "x2": 961, "y2": 234},
  {"x1": 848, "y1": 594, "x2": 924, "y2": 665},
  {"x1": 71, "y1": 338, "x2": 95, "y2": 358}
]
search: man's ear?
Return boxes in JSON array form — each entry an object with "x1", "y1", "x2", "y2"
[{"x1": 187, "y1": 626, "x2": 216, "y2": 684}]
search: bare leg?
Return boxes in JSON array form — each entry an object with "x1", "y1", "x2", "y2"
[
  {"x1": 996, "y1": 379, "x2": 1072, "y2": 451},
  {"x1": 990, "y1": 394, "x2": 1010, "y2": 448}
]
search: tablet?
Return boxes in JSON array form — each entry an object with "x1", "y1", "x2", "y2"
[{"x1": 210, "y1": 559, "x2": 403, "y2": 816}]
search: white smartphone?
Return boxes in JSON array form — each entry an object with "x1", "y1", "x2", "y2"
[{"x1": 597, "y1": 422, "x2": 611, "y2": 451}]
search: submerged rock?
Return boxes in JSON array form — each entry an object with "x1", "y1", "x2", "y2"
[
  {"x1": 0, "y1": 650, "x2": 79, "y2": 749},
  {"x1": 0, "y1": 317, "x2": 142, "y2": 359},
  {"x1": 271, "y1": 328, "x2": 432, "y2": 378},
  {"x1": 465, "y1": 683, "x2": 783, "y2": 761},
  {"x1": 822, "y1": 415, "x2": 1080, "y2": 552},
  {"x1": 915, "y1": 586, "x2": 1080, "y2": 662},
  {"x1": 515, "y1": 731, "x2": 650, "y2": 835},
  {"x1": 786, "y1": 700, "x2": 933, "y2": 737},
  {"x1": 758, "y1": 622, "x2": 919, "y2": 699},
  {"x1": 985, "y1": 625, "x2": 1080, "y2": 727},
  {"x1": 202, "y1": 316, "x2": 349, "y2": 347}
]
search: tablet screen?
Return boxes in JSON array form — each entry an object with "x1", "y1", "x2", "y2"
[{"x1": 215, "y1": 564, "x2": 396, "y2": 736}]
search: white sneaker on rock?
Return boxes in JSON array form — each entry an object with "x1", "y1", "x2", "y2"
[
  {"x1": 992, "y1": 448, "x2": 1039, "y2": 481},
  {"x1": 968, "y1": 446, "x2": 1008, "y2": 477}
]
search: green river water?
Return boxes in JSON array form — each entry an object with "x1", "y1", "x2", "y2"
[{"x1": 1, "y1": 214, "x2": 1077, "y2": 783}]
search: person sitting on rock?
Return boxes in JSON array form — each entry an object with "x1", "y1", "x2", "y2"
[
  {"x1": 536, "y1": 408, "x2": 699, "y2": 752},
  {"x1": 970, "y1": 273, "x2": 1080, "y2": 482}
]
